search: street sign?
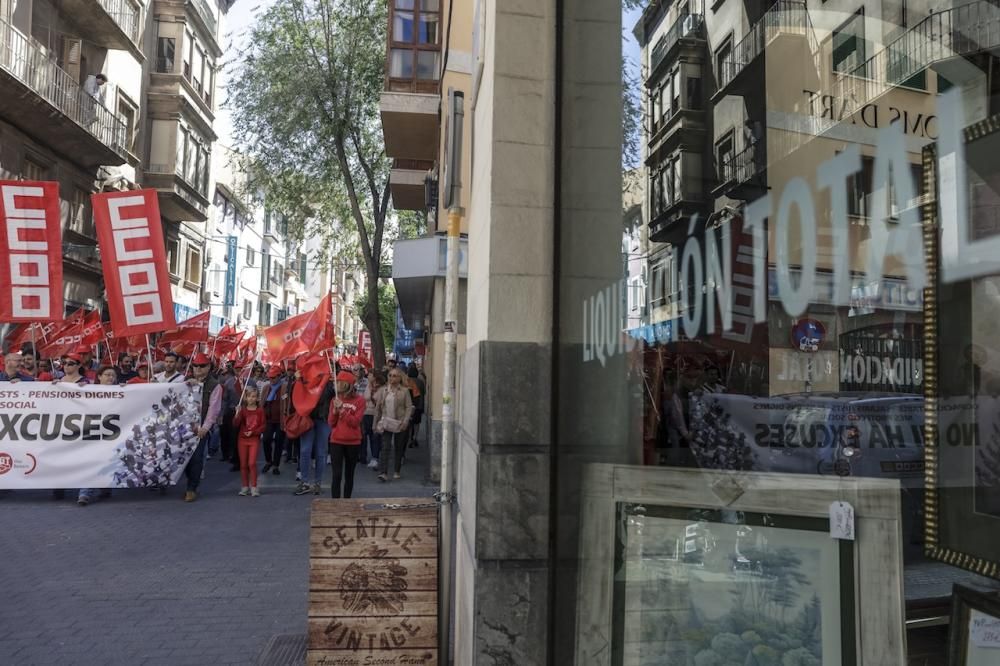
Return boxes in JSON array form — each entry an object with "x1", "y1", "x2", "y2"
[{"x1": 308, "y1": 499, "x2": 438, "y2": 665}]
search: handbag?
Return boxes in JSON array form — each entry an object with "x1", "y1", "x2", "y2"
[
  {"x1": 379, "y1": 416, "x2": 403, "y2": 433},
  {"x1": 284, "y1": 412, "x2": 314, "y2": 438}
]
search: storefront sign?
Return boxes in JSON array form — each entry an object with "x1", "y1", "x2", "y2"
[
  {"x1": 0, "y1": 383, "x2": 202, "y2": 489},
  {"x1": 308, "y1": 499, "x2": 437, "y2": 665}
]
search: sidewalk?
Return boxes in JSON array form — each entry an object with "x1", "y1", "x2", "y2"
[{"x1": 0, "y1": 440, "x2": 436, "y2": 666}]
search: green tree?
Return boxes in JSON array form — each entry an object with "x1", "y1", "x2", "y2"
[
  {"x1": 227, "y1": 0, "x2": 393, "y2": 368},
  {"x1": 354, "y1": 281, "x2": 397, "y2": 354}
]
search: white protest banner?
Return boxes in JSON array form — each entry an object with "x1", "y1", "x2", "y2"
[{"x1": 0, "y1": 383, "x2": 202, "y2": 489}]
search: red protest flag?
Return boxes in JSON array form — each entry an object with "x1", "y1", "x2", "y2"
[
  {"x1": 159, "y1": 310, "x2": 211, "y2": 344},
  {"x1": 292, "y1": 352, "x2": 331, "y2": 417},
  {"x1": 5, "y1": 322, "x2": 44, "y2": 349},
  {"x1": 79, "y1": 309, "x2": 106, "y2": 347},
  {"x1": 0, "y1": 181, "x2": 64, "y2": 321},
  {"x1": 37, "y1": 308, "x2": 87, "y2": 358},
  {"x1": 214, "y1": 330, "x2": 244, "y2": 358},
  {"x1": 92, "y1": 189, "x2": 176, "y2": 336},
  {"x1": 263, "y1": 293, "x2": 335, "y2": 362}
]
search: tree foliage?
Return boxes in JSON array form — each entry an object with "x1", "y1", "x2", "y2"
[
  {"x1": 226, "y1": 0, "x2": 393, "y2": 367},
  {"x1": 353, "y1": 281, "x2": 397, "y2": 355}
]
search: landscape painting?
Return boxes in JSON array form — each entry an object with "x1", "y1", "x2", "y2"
[{"x1": 615, "y1": 508, "x2": 849, "y2": 666}]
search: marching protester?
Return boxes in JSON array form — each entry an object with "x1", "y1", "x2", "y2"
[
  {"x1": 261, "y1": 366, "x2": 286, "y2": 475},
  {"x1": 127, "y1": 362, "x2": 150, "y2": 384},
  {"x1": 116, "y1": 353, "x2": 138, "y2": 382},
  {"x1": 374, "y1": 367, "x2": 413, "y2": 482},
  {"x1": 154, "y1": 352, "x2": 185, "y2": 383},
  {"x1": 77, "y1": 366, "x2": 119, "y2": 506},
  {"x1": 59, "y1": 354, "x2": 90, "y2": 385},
  {"x1": 363, "y1": 370, "x2": 386, "y2": 469},
  {"x1": 183, "y1": 353, "x2": 223, "y2": 502},
  {"x1": 406, "y1": 365, "x2": 425, "y2": 448},
  {"x1": 233, "y1": 386, "x2": 266, "y2": 497},
  {"x1": 73, "y1": 345, "x2": 98, "y2": 382},
  {"x1": 328, "y1": 370, "x2": 365, "y2": 498},
  {"x1": 0, "y1": 352, "x2": 35, "y2": 382},
  {"x1": 294, "y1": 372, "x2": 335, "y2": 496},
  {"x1": 281, "y1": 362, "x2": 300, "y2": 470},
  {"x1": 218, "y1": 365, "x2": 241, "y2": 471}
]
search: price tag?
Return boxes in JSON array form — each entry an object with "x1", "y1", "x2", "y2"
[{"x1": 829, "y1": 501, "x2": 855, "y2": 541}]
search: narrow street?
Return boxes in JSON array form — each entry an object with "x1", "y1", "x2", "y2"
[{"x1": 0, "y1": 446, "x2": 435, "y2": 666}]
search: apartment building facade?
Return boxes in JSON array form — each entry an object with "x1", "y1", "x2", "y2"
[{"x1": 414, "y1": 0, "x2": 1000, "y2": 663}]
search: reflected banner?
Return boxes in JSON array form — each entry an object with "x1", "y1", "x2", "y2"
[{"x1": 0, "y1": 384, "x2": 202, "y2": 490}]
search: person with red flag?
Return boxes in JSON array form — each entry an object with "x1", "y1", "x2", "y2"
[
  {"x1": 292, "y1": 353, "x2": 334, "y2": 496},
  {"x1": 232, "y1": 386, "x2": 266, "y2": 497},
  {"x1": 182, "y1": 353, "x2": 223, "y2": 502},
  {"x1": 327, "y1": 370, "x2": 366, "y2": 499},
  {"x1": 261, "y1": 366, "x2": 287, "y2": 476},
  {"x1": 154, "y1": 351, "x2": 185, "y2": 383}
]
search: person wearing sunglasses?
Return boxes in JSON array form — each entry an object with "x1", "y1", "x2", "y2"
[{"x1": 59, "y1": 354, "x2": 91, "y2": 385}]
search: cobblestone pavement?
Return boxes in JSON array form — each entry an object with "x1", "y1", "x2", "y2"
[{"x1": 0, "y1": 442, "x2": 435, "y2": 666}]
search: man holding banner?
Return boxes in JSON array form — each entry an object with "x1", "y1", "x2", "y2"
[{"x1": 182, "y1": 353, "x2": 223, "y2": 502}]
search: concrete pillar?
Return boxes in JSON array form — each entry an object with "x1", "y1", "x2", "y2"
[{"x1": 453, "y1": 0, "x2": 557, "y2": 663}]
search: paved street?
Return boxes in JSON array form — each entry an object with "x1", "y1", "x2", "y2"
[{"x1": 0, "y1": 442, "x2": 435, "y2": 666}]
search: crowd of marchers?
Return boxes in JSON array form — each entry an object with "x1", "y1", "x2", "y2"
[{"x1": 0, "y1": 344, "x2": 427, "y2": 505}]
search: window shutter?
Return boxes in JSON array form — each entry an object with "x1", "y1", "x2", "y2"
[{"x1": 62, "y1": 37, "x2": 83, "y2": 82}]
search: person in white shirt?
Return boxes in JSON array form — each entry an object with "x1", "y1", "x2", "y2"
[{"x1": 154, "y1": 352, "x2": 185, "y2": 383}]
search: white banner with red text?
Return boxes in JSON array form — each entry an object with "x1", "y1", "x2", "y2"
[{"x1": 0, "y1": 383, "x2": 202, "y2": 489}]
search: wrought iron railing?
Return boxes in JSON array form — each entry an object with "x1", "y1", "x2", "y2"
[
  {"x1": 0, "y1": 21, "x2": 126, "y2": 157},
  {"x1": 718, "y1": 142, "x2": 766, "y2": 189},
  {"x1": 97, "y1": 0, "x2": 141, "y2": 44},
  {"x1": 718, "y1": 0, "x2": 818, "y2": 92},
  {"x1": 188, "y1": 0, "x2": 218, "y2": 43},
  {"x1": 836, "y1": 0, "x2": 1000, "y2": 107},
  {"x1": 650, "y1": 12, "x2": 705, "y2": 73}
]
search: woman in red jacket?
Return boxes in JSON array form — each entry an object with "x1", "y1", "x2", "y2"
[
  {"x1": 328, "y1": 370, "x2": 366, "y2": 498},
  {"x1": 233, "y1": 386, "x2": 266, "y2": 497}
]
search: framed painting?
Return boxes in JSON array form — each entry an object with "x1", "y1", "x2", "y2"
[
  {"x1": 922, "y1": 118, "x2": 1000, "y2": 581},
  {"x1": 948, "y1": 584, "x2": 1000, "y2": 665},
  {"x1": 574, "y1": 465, "x2": 905, "y2": 665}
]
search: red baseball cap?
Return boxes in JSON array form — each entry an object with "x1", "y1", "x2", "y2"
[
  {"x1": 191, "y1": 353, "x2": 211, "y2": 366},
  {"x1": 336, "y1": 370, "x2": 356, "y2": 384},
  {"x1": 267, "y1": 366, "x2": 282, "y2": 378}
]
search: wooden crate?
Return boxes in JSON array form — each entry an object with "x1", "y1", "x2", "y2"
[{"x1": 308, "y1": 498, "x2": 438, "y2": 666}]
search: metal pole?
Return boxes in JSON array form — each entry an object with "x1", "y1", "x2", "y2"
[{"x1": 439, "y1": 88, "x2": 463, "y2": 665}]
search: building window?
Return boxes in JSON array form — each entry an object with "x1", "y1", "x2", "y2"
[
  {"x1": 716, "y1": 131, "x2": 735, "y2": 179},
  {"x1": 833, "y1": 10, "x2": 866, "y2": 75},
  {"x1": 117, "y1": 93, "x2": 138, "y2": 154},
  {"x1": 687, "y1": 76, "x2": 701, "y2": 110},
  {"x1": 670, "y1": 68, "x2": 681, "y2": 116},
  {"x1": 243, "y1": 299, "x2": 253, "y2": 320},
  {"x1": 22, "y1": 157, "x2": 46, "y2": 181},
  {"x1": 715, "y1": 38, "x2": 732, "y2": 85},
  {"x1": 258, "y1": 301, "x2": 272, "y2": 326},
  {"x1": 389, "y1": 0, "x2": 440, "y2": 83},
  {"x1": 273, "y1": 262, "x2": 284, "y2": 284},
  {"x1": 185, "y1": 246, "x2": 202, "y2": 285},
  {"x1": 67, "y1": 188, "x2": 92, "y2": 236},
  {"x1": 167, "y1": 239, "x2": 181, "y2": 276},
  {"x1": 246, "y1": 246, "x2": 255, "y2": 266},
  {"x1": 156, "y1": 37, "x2": 175, "y2": 73}
]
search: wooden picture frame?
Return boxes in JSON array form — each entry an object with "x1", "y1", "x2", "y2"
[
  {"x1": 948, "y1": 584, "x2": 1000, "y2": 665},
  {"x1": 922, "y1": 120, "x2": 1000, "y2": 581},
  {"x1": 574, "y1": 465, "x2": 905, "y2": 665}
]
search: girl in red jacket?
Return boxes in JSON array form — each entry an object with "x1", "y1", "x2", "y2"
[
  {"x1": 233, "y1": 386, "x2": 266, "y2": 497},
  {"x1": 328, "y1": 370, "x2": 366, "y2": 498}
]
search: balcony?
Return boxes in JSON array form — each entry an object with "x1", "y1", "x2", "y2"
[
  {"x1": 380, "y1": 0, "x2": 441, "y2": 161},
  {"x1": 187, "y1": 0, "x2": 219, "y2": 50},
  {"x1": 649, "y1": 12, "x2": 705, "y2": 79},
  {"x1": 392, "y1": 235, "x2": 469, "y2": 330},
  {"x1": 259, "y1": 276, "x2": 277, "y2": 299},
  {"x1": 390, "y1": 158, "x2": 434, "y2": 211},
  {"x1": 60, "y1": 0, "x2": 141, "y2": 57},
  {"x1": 144, "y1": 163, "x2": 210, "y2": 222},
  {"x1": 713, "y1": 143, "x2": 767, "y2": 201},
  {"x1": 834, "y1": 0, "x2": 1000, "y2": 111},
  {"x1": 0, "y1": 21, "x2": 128, "y2": 167},
  {"x1": 714, "y1": 0, "x2": 819, "y2": 101}
]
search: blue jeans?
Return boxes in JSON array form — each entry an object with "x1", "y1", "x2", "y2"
[{"x1": 298, "y1": 418, "x2": 331, "y2": 486}]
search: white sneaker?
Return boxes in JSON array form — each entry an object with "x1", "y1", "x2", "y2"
[
  {"x1": 238, "y1": 487, "x2": 250, "y2": 496},
  {"x1": 295, "y1": 471, "x2": 302, "y2": 482},
  {"x1": 367, "y1": 459, "x2": 378, "y2": 469},
  {"x1": 251, "y1": 487, "x2": 260, "y2": 497}
]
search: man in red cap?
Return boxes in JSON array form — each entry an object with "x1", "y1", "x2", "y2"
[
  {"x1": 127, "y1": 362, "x2": 150, "y2": 384},
  {"x1": 182, "y1": 353, "x2": 223, "y2": 502},
  {"x1": 73, "y1": 344, "x2": 97, "y2": 382}
]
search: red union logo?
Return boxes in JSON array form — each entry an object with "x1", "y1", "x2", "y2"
[
  {"x1": 108, "y1": 195, "x2": 163, "y2": 327},
  {"x1": 0, "y1": 452, "x2": 12, "y2": 475},
  {"x1": 283, "y1": 329, "x2": 303, "y2": 343},
  {"x1": 2, "y1": 185, "x2": 52, "y2": 318}
]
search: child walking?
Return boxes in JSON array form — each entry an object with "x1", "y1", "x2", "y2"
[
  {"x1": 233, "y1": 386, "x2": 266, "y2": 497},
  {"x1": 328, "y1": 370, "x2": 366, "y2": 498}
]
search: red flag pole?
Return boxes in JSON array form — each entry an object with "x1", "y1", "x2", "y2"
[
  {"x1": 145, "y1": 334, "x2": 155, "y2": 382},
  {"x1": 234, "y1": 349, "x2": 261, "y2": 417}
]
